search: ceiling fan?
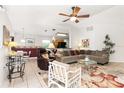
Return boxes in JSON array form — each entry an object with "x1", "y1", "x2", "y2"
[{"x1": 59, "y1": 6, "x2": 90, "y2": 23}]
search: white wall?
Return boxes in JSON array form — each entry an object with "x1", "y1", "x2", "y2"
[
  {"x1": 14, "y1": 26, "x2": 70, "y2": 47},
  {"x1": 71, "y1": 6, "x2": 124, "y2": 62},
  {"x1": 69, "y1": 26, "x2": 83, "y2": 48},
  {"x1": 0, "y1": 10, "x2": 12, "y2": 87}
]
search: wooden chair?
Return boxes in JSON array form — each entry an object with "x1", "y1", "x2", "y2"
[{"x1": 48, "y1": 61, "x2": 81, "y2": 88}]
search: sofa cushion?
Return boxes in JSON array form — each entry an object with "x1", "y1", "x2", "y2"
[
  {"x1": 94, "y1": 51, "x2": 104, "y2": 56},
  {"x1": 85, "y1": 50, "x2": 92, "y2": 55},
  {"x1": 90, "y1": 51, "x2": 96, "y2": 55},
  {"x1": 63, "y1": 50, "x2": 70, "y2": 56},
  {"x1": 61, "y1": 56, "x2": 79, "y2": 63},
  {"x1": 80, "y1": 50, "x2": 85, "y2": 54}
]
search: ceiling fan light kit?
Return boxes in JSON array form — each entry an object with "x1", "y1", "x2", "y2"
[{"x1": 70, "y1": 17, "x2": 77, "y2": 22}]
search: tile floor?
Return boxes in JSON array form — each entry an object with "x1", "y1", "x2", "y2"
[{"x1": 1, "y1": 59, "x2": 124, "y2": 88}]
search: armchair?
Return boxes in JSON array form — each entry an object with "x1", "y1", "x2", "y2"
[
  {"x1": 37, "y1": 48, "x2": 49, "y2": 71},
  {"x1": 48, "y1": 61, "x2": 81, "y2": 88}
]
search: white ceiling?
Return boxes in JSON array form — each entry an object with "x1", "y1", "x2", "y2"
[{"x1": 6, "y1": 5, "x2": 114, "y2": 36}]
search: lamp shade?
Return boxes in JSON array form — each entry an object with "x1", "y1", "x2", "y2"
[
  {"x1": 48, "y1": 43, "x2": 55, "y2": 48},
  {"x1": 8, "y1": 41, "x2": 17, "y2": 47}
]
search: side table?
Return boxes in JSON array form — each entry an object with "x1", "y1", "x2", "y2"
[{"x1": 6, "y1": 55, "x2": 25, "y2": 83}]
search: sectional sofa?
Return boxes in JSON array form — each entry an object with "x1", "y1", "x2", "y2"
[{"x1": 55, "y1": 49, "x2": 109, "y2": 65}]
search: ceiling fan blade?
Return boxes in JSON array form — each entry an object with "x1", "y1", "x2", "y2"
[
  {"x1": 77, "y1": 14, "x2": 90, "y2": 18},
  {"x1": 75, "y1": 19, "x2": 79, "y2": 23},
  {"x1": 59, "y1": 13, "x2": 70, "y2": 17},
  {"x1": 72, "y1": 6, "x2": 81, "y2": 16},
  {"x1": 62, "y1": 18, "x2": 70, "y2": 22}
]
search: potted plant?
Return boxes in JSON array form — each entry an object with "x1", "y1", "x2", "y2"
[{"x1": 103, "y1": 34, "x2": 115, "y2": 56}]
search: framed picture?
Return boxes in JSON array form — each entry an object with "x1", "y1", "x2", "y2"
[
  {"x1": 82, "y1": 39, "x2": 89, "y2": 47},
  {"x1": 3, "y1": 25, "x2": 10, "y2": 46},
  {"x1": 25, "y1": 38, "x2": 35, "y2": 46}
]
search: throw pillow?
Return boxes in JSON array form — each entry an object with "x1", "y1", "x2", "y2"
[
  {"x1": 70, "y1": 50, "x2": 76, "y2": 56},
  {"x1": 75, "y1": 50, "x2": 80, "y2": 55}
]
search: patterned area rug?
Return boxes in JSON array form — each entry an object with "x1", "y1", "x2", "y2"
[
  {"x1": 81, "y1": 65, "x2": 124, "y2": 88},
  {"x1": 41, "y1": 65, "x2": 124, "y2": 88}
]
